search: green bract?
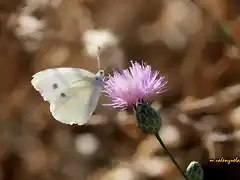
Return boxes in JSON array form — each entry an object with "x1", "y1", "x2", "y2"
[
  {"x1": 186, "y1": 161, "x2": 204, "y2": 180},
  {"x1": 135, "y1": 103, "x2": 161, "y2": 134}
]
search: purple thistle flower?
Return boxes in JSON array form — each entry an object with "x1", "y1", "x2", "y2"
[
  {"x1": 104, "y1": 62, "x2": 188, "y2": 180},
  {"x1": 103, "y1": 61, "x2": 167, "y2": 110}
]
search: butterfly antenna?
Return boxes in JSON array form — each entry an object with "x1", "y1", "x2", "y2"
[{"x1": 97, "y1": 47, "x2": 101, "y2": 70}]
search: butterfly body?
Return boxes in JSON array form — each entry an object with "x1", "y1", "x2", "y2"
[{"x1": 31, "y1": 68, "x2": 105, "y2": 125}]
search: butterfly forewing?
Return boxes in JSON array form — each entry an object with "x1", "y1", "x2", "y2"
[{"x1": 31, "y1": 68, "x2": 96, "y2": 103}]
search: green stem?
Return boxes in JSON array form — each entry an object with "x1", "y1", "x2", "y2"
[{"x1": 154, "y1": 133, "x2": 188, "y2": 180}]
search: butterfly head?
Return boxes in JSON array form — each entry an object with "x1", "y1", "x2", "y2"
[
  {"x1": 96, "y1": 70, "x2": 104, "y2": 79},
  {"x1": 95, "y1": 70, "x2": 105, "y2": 87}
]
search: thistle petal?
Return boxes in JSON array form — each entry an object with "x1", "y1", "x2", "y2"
[{"x1": 104, "y1": 61, "x2": 167, "y2": 110}]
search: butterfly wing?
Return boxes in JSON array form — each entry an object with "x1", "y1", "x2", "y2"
[
  {"x1": 31, "y1": 68, "x2": 96, "y2": 103},
  {"x1": 49, "y1": 80, "x2": 103, "y2": 125}
]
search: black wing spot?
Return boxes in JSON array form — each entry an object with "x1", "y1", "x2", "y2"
[
  {"x1": 52, "y1": 83, "x2": 58, "y2": 89},
  {"x1": 60, "y1": 93, "x2": 66, "y2": 97}
]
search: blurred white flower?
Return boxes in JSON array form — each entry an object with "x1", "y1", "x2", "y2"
[
  {"x1": 139, "y1": 0, "x2": 202, "y2": 50},
  {"x1": 83, "y1": 29, "x2": 118, "y2": 57},
  {"x1": 102, "y1": 167, "x2": 137, "y2": 180},
  {"x1": 160, "y1": 0, "x2": 202, "y2": 49},
  {"x1": 16, "y1": 15, "x2": 45, "y2": 37},
  {"x1": 13, "y1": 14, "x2": 45, "y2": 51},
  {"x1": 208, "y1": 132, "x2": 233, "y2": 142},
  {"x1": 75, "y1": 133, "x2": 100, "y2": 156},
  {"x1": 134, "y1": 157, "x2": 171, "y2": 178},
  {"x1": 230, "y1": 106, "x2": 240, "y2": 128},
  {"x1": 158, "y1": 125, "x2": 181, "y2": 148},
  {"x1": 226, "y1": 46, "x2": 240, "y2": 58}
]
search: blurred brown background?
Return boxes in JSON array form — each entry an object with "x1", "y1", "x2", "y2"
[{"x1": 0, "y1": 0, "x2": 239, "y2": 180}]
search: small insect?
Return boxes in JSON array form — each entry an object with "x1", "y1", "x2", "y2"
[{"x1": 31, "y1": 47, "x2": 105, "y2": 125}]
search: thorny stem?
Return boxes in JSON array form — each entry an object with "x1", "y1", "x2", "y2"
[{"x1": 154, "y1": 133, "x2": 188, "y2": 180}]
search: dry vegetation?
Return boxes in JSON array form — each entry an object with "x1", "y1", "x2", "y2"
[{"x1": 0, "y1": 0, "x2": 239, "y2": 180}]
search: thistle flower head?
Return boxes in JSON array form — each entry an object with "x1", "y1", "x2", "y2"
[{"x1": 104, "y1": 61, "x2": 167, "y2": 110}]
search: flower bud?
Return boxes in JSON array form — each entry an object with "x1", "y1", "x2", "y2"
[
  {"x1": 186, "y1": 161, "x2": 204, "y2": 180},
  {"x1": 135, "y1": 103, "x2": 161, "y2": 134}
]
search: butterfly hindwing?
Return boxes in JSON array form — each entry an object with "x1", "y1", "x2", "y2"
[{"x1": 49, "y1": 82, "x2": 102, "y2": 125}]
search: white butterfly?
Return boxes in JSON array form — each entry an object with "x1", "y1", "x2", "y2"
[
  {"x1": 31, "y1": 48, "x2": 106, "y2": 125},
  {"x1": 31, "y1": 68, "x2": 105, "y2": 125}
]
